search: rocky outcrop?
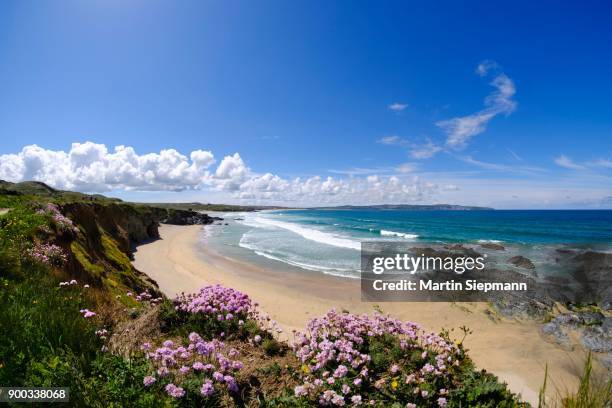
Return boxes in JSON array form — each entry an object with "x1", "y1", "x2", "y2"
[
  {"x1": 508, "y1": 255, "x2": 535, "y2": 270},
  {"x1": 480, "y1": 243, "x2": 505, "y2": 251},
  {"x1": 163, "y1": 209, "x2": 221, "y2": 225}
]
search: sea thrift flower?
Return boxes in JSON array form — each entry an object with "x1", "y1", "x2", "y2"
[
  {"x1": 201, "y1": 380, "x2": 214, "y2": 397},
  {"x1": 291, "y1": 309, "x2": 460, "y2": 406},
  {"x1": 79, "y1": 309, "x2": 96, "y2": 318},
  {"x1": 143, "y1": 376, "x2": 156, "y2": 387},
  {"x1": 351, "y1": 395, "x2": 362, "y2": 405},
  {"x1": 26, "y1": 243, "x2": 67, "y2": 266},
  {"x1": 165, "y1": 383, "x2": 185, "y2": 398}
]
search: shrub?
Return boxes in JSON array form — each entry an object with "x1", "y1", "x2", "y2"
[
  {"x1": 140, "y1": 332, "x2": 243, "y2": 403},
  {"x1": 291, "y1": 309, "x2": 525, "y2": 407}
]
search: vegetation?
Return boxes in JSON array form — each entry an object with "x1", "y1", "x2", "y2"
[
  {"x1": 1, "y1": 182, "x2": 606, "y2": 407},
  {"x1": 538, "y1": 353, "x2": 611, "y2": 408}
]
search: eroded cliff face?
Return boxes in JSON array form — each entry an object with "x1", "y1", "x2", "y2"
[{"x1": 55, "y1": 202, "x2": 218, "y2": 299}]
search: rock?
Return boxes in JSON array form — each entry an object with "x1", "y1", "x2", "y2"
[
  {"x1": 508, "y1": 255, "x2": 535, "y2": 270},
  {"x1": 542, "y1": 322, "x2": 573, "y2": 349},
  {"x1": 599, "y1": 354, "x2": 612, "y2": 369},
  {"x1": 570, "y1": 251, "x2": 612, "y2": 306},
  {"x1": 552, "y1": 312, "x2": 604, "y2": 328},
  {"x1": 480, "y1": 243, "x2": 505, "y2": 251},
  {"x1": 581, "y1": 325, "x2": 612, "y2": 353},
  {"x1": 163, "y1": 210, "x2": 218, "y2": 225}
]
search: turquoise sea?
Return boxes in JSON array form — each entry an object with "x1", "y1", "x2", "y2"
[{"x1": 203, "y1": 209, "x2": 612, "y2": 278}]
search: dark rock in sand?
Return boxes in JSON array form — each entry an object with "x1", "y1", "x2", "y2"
[
  {"x1": 551, "y1": 312, "x2": 604, "y2": 328},
  {"x1": 581, "y1": 323, "x2": 612, "y2": 353},
  {"x1": 508, "y1": 255, "x2": 535, "y2": 270},
  {"x1": 480, "y1": 243, "x2": 505, "y2": 251},
  {"x1": 569, "y1": 251, "x2": 612, "y2": 306},
  {"x1": 541, "y1": 322, "x2": 573, "y2": 350}
]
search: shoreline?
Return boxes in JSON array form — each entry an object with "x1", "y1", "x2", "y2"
[{"x1": 133, "y1": 224, "x2": 586, "y2": 405}]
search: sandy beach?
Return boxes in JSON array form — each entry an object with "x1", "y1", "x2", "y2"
[{"x1": 133, "y1": 224, "x2": 587, "y2": 405}]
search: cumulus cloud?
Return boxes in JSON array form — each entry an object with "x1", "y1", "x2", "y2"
[
  {"x1": 437, "y1": 61, "x2": 517, "y2": 149},
  {"x1": 554, "y1": 155, "x2": 586, "y2": 170},
  {"x1": 388, "y1": 102, "x2": 408, "y2": 112},
  {"x1": 0, "y1": 142, "x2": 217, "y2": 192},
  {"x1": 0, "y1": 142, "x2": 440, "y2": 205}
]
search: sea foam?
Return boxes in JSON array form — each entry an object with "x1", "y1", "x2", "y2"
[
  {"x1": 380, "y1": 229, "x2": 418, "y2": 239},
  {"x1": 245, "y1": 216, "x2": 361, "y2": 251}
]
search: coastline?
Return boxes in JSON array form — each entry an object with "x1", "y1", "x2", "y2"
[{"x1": 133, "y1": 224, "x2": 586, "y2": 405}]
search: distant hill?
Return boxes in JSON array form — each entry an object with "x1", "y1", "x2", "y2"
[
  {"x1": 0, "y1": 180, "x2": 123, "y2": 203},
  {"x1": 0, "y1": 180, "x2": 287, "y2": 212},
  {"x1": 0, "y1": 181, "x2": 492, "y2": 211},
  {"x1": 316, "y1": 204, "x2": 494, "y2": 211},
  {"x1": 135, "y1": 202, "x2": 289, "y2": 212}
]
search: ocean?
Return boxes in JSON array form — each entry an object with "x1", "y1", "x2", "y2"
[{"x1": 202, "y1": 209, "x2": 612, "y2": 278}]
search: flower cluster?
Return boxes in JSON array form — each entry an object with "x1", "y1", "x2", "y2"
[
  {"x1": 95, "y1": 329, "x2": 109, "y2": 340},
  {"x1": 79, "y1": 309, "x2": 96, "y2": 318},
  {"x1": 174, "y1": 285, "x2": 255, "y2": 320},
  {"x1": 127, "y1": 290, "x2": 163, "y2": 305},
  {"x1": 142, "y1": 331, "x2": 244, "y2": 399},
  {"x1": 37, "y1": 203, "x2": 78, "y2": 234},
  {"x1": 292, "y1": 310, "x2": 462, "y2": 407},
  {"x1": 59, "y1": 279, "x2": 78, "y2": 287},
  {"x1": 171, "y1": 284, "x2": 282, "y2": 342},
  {"x1": 25, "y1": 243, "x2": 67, "y2": 266}
]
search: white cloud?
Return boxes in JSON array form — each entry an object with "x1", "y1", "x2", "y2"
[
  {"x1": 0, "y1": 142, "x2": 217, "y2": 192},
  {"x1": 437, "y1": 62, "x2": 516, "y2": 149},
  {"x1": 0, "y1": 142, "x2": 440, "y2": 205},
  {"x1": 409, "y1": 140, "x2": 443, "y2": 159},
  {"x1": 396, "y1": 163, "x2": 416, "y2": 173},
  {"x1": 554, "y1": 154, "x2": 586, "y2": 170},
  {"x1": 388, "y1": 102, "x2": 408, "y2": 112},
  {"x1": 377, "y1": 135, "x2": 407, "y2": 146},
  {"x1": 475, "y1": 60, "x2": 499, "y2": 76}
]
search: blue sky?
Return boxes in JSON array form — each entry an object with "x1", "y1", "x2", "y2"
[{"x1": 0, "y1": 0, "x2": 611, "y2": 208}]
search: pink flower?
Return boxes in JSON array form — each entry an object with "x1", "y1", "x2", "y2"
[
  {"x1": 143, "y1": 376, "x2": 156, "y2": 387},
  {"x1": 165, "y1": 383, "x2": 185, "y2": 398},
  {"x1": 200, "y1": 380, "x2": 214, "y2": 397}
]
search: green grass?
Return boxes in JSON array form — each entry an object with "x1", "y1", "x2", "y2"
[{"x1": 539, "y1": 353, "x2": 612, "y2": 408}]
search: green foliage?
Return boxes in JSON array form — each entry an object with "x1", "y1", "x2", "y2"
[
  {"x1": 539, "y1": 353, "x2": 612, "y2": 408},
  {"x1": 0, "y1": 266, "x2": 101, "y2": 386},
  {"x1": 262, "y1": 338, "x2": 283, "y2": 356},
  {"x1": 448, "y1": 368, "x2": 528, "y2": 407},
  {"x1": 71, "y1": 240, "x2": 105, "y2": 276}
]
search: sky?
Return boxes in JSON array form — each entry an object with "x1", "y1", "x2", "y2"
[{"x1": 0, "y1": 0, "x2": 611, "y2": 208}]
